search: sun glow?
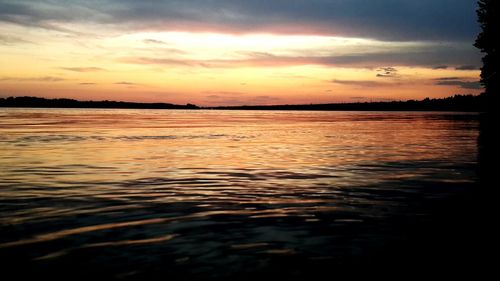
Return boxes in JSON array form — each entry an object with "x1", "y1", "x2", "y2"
[
  {"x1": 109, "y1": 31, "x2": 429, "y2": 61},
  {"x1": 0, "y1": 24, "x2": 481, "y2": 105}
]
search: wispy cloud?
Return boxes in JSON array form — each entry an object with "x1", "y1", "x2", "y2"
[
  {"x1": 0, "y1": 76, "x2": 66, "y2": 82},
  {"x1": 331, "y1": 79, "x2": 386, "y2": 87},
  {"x1": 434, "y1": 77, "x2": 481, "y2": 89},
  {"x1": 143, "y1": 39, "x2": 168, "y2": 45},
  {"x1": 455, "y1": 65, "x2": 478, "y2": 71},
  {"x1": 202, "y1": 91, "x2": 281, "y2": 106},
  {"x1": 125, "y1": 45, "x2": 479, "y2": 69},
  {"x1": 60, "y1": 67, "x2": 105, "y2": 72},
  {"x1": 115, "y1": 81, "x2": 137, "y2": 85},
  {"x1": 376, "y1": 67, "x2": 399, "y2": 78},
  {"x1": 126, "y1": 57, "x2": 194, "y2": 67},
  {"x1": 203, "y1": 91, "x2": 246, "y2": 96},
  {"x1": 0, "y1": 35, "x2": 32, "y2": 45},
  {"x1": 115, "y1": 32, "x2": 479, "y2": 70},
  {"x1": 433, "y1": 77, "x2": 461, "y2": 81},
  {"x1": 0, "y1": 1, "x2": 101, "y2": 34}
]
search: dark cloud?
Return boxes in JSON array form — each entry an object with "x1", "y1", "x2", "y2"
[
  {"x1": 79, "y1": 82, "x2": 96, "y2": 85},
  {"x1": 61, "y1": 67, "x2": 105, "y2": 72},
  {"x1": 432, "y1": 65, "x2": 449, "y2": 69},
  {"x1": 455, "y1": 65, "x2": 478, "y2": 70},
  {"x1": 107, "y1": 0, "x2": 480, "y2": 41},
  {"x1": 437, "y1": 81, "x2": 481, "y2": 89},
  {"x1": 328, "y1": 46, "x2": 480, "y2": 68},
  {"x1": 434, "y1": 77, "x2": 481, "y2": 89},
  {"x1": 0, "y1": 0, "x2": 479, "y2": 41},
  {"x1": 433, "y1": 77, "x2": 461, "y2": 81},
  {"x1": 0, "y1": 1, "x2": 97, "y2": 34},
  {"x1": 115, "y1": 81, "x2": 137, "y2": 85}
]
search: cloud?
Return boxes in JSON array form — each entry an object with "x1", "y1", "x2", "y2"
[
  {"x1": 126, "y1": 57, "x2": 195, "y2": 67},
  {"x1": 109, "y1": 0, "x2": 479, "y2": 41},
  {"x1": 79, "y1": 82, "x2": 96, "y2": 85},
  {"x1": 319, "y1": 45, "x2": 480, "y2": 68},
  {"x1": 203, "y1": 91, "x2": 246, "y2": 96},
  {"x1": 115, "y1": 81, "x2": 137, "y2": 85},
  {"x1": 1, "y1": 1, "x2": 481, "y2": 70},
  {"x1": 125, "y1": 44, "x2": 480, "y2": 69},
  {"x1": 433, "y1": 77, "x2": 461, "y2": 81},
  {"x1": 437, "y1": 81, "x2": 481, "y2": 89},
  {"x1": 0, "y1": 0, "x2": 479, "y2": 41},
  {"x1": 202, "y1": 91, "x2": 281, "y2": 106},
  {"x1": 0, "y1": 76, "x2": 66, "y2": 82},
  {"x1": 455, "y1": 65, "x2": 478, "y2": 70},
  {"x1": 0, "y1": 34, "x2": 31, "y2": 45},
  {"x1": 331, "y1": 79, "x2": 386, "y2": 87},
  {"x1": 432, "y1": 65, "x2": 448, "y2": 69},
  {"x1": 376, "y1": 67, "x2": 399, "y2": 78},
  {"x1": 0, "y1": 1, "x2": 96, "y2": 34},
  {"x1": 60, "y1": 67, "x2": 105, "y2": 72},
  {"x1": 143, "y1": 39, "x2": 167, "y2": 45},
  {"x1": 434, "y1": 77, "x2": 481, "y2": 89}
]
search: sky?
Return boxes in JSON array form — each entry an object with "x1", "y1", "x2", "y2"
[{"x1": 0, "y1": 0, "x2": 483, "y2": 106}]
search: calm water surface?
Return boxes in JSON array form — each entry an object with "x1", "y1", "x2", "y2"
[{"x1": 0, "y1": 109, "x2": 479, "y2": 279}]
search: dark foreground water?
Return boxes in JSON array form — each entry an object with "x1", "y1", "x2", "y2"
[{"x1": 0, "y1": 109, "x2": 482, "y2": 279}]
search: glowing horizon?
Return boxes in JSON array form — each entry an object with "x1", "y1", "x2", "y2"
[{"x1": 0, "y1": 0, "x2": 482, "y2": 106}]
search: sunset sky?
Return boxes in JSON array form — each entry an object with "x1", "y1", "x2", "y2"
[{"x1": 0, "y1": 0, "x2": 483, "y2": 106}]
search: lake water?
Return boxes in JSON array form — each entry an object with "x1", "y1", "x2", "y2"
[{"x1": 0, "y1": 109, "x2": 480, "y2": 279}]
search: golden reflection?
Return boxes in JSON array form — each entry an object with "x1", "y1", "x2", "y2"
[
  {"x1": 0, "y1": 218, "x2": 174, "y2": 249},
  {"x1": 83, "y1": 234, "x2": 178, "y2": 248},
  {"x1": 0, "y1": 109, "x2": 479, "y2": 254}
]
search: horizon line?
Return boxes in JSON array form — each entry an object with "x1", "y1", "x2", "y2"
[{"x1": 0, "y1": 94, "x2": 483, "y2": 109}]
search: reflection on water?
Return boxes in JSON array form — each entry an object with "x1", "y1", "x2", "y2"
[{"x1": 0, "y1": 109, "x2": 479, "y2": 279}]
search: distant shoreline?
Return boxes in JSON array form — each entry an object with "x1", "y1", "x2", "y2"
[{"x1": 0, "y1": 95, "x2": 486, "y2": 112}]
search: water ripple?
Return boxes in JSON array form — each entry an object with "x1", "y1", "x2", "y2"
[{"x1": 0, "y1": 109, "x2": 479, "y2": 279}]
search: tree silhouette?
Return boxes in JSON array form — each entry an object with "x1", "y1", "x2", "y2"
[{"x1": 474, "y1": 0, "x2": 499, "y2": 110}]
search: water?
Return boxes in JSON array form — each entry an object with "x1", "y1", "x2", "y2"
[{"x1": 0, "y1": 109, "x2": 480, "y2": 279}]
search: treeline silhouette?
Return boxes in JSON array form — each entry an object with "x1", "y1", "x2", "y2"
[
  {"x1": 0, "y1": 96, "x2": 199, "y2": 109},
  {"x1": 0, "y1": 94, "x2": 486, "y2": 111},
  {"x1": 210, "y1": 94, "x2": 486, "y2": 111},
  {"x1": 475, "y1": 0, "x2": 499, "y2": 111}
]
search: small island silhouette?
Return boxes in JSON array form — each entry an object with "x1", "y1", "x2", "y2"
[{"x1": 0, "y1": 94, "x2": 486, "y2": 111}]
